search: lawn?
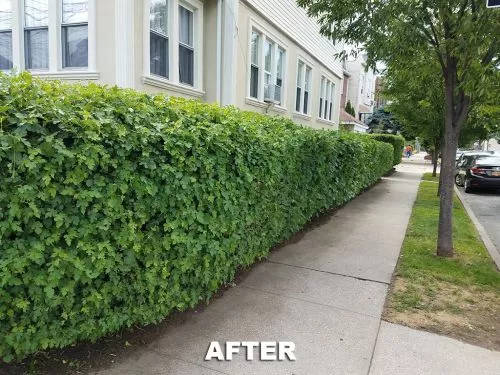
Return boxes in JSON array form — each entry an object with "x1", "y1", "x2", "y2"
[{"x1": 383, "y1": 177, "x2": 500, "y2": 350}]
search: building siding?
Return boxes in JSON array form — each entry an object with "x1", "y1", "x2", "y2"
[
  {"x1": 245, "y1": 0, "x2": 343, "y2": 79},
  {"x1": 235, "y1": 1, "x2": 341, "y2": 130}
]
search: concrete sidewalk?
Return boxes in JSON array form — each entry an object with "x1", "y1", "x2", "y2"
[{"x1": 96, "y1": 160, "x2": 500, "y2": 375}]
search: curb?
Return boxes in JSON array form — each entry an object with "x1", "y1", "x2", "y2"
[{"x1": 454, "y1": 186, "x2": 500, "y2": 271}]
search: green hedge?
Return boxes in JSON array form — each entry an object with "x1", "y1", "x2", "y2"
[
  {"x1": 0, "y1": 73, "x2": 393, "y2": 361},
  {"x1": 368, "y1": 134, "x2": 405, "y2": 166}
]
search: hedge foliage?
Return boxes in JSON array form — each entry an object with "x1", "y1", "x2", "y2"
[
  {"x1": 368, "y1": 134, "x2": 405, "y2": 166},
  {"x1": 0, "y1": 73, "x2": 393, "y2": 361}
]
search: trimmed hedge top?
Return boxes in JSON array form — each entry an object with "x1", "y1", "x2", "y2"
[
  {"x1": 0, "y1": 73, "x2": 393, "y2": 361},
  {"x1": 368, "y1": 134, "x2": 405, "y2": 166}
]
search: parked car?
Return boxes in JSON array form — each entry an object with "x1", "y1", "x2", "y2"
[
  {"x1": 456, "y1": 149, "x2": 472, "y2": 161},
  {"x1": 455, "y1": 151, "x2": 494, "y2": 168},
  {"x1": 455, "y1": 156, "x2": 500, "y2": 193}
]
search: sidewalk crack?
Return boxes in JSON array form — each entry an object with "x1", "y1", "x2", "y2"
[{"x1": 267, "y1": 260, "x2": 390, "y2": 285}]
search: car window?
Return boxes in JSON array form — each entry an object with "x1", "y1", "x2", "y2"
[
  {"x1": 474, "y1": 155, "x2": 492, "y2": 165},
  {"x1": 462, "y1": 156, "x2": 473, "y2": 166}
]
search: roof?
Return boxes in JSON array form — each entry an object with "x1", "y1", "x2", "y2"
[{"x1": 340, "y1": 109, "x2": 364, "y2": 125}]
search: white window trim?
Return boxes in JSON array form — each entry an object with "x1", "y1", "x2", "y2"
[
  {"x1": 318, "y1": 73, "x2": 336, "y2": 123},
  {"x1": 246, "y1": 19, "x2": 288, "y2": 109},
  {"x1": 6, "y1": 0, "x2": 97, "y2": 77},
  {"x1": 143, "y1": 0, "x2": 204, "y2": 92},
  {"x1": 295, "y1": 56, "x2": 312, "y2": 116}
]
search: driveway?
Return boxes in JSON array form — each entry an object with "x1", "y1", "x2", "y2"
[{"x1": 457, "y1": 186, "x2": 500, "y2": 257}]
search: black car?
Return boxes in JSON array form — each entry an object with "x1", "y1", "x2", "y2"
[{"x1": 455, "y1": 156, "x2": 500, "y2": 193}]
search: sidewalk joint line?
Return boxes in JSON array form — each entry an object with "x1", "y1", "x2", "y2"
[
  {"x1": 238, "y1": 284, "x2": 381, "y2": 320},
  {"x1": 366, "y1": 318, "x2": 383, "y2": 375},
  {"x1": 150, "y1": 349, "x2": 232, "y2": 375},
  {"x1": 266, "y1": 260, "x2": 390, "y2": 285}
]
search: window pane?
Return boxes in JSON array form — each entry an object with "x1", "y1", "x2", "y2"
[
  {"x1": 264, "y1": 40, "x2": 271, "y2": 72},
  {"x1": 150, "y1": 0, "x2": 168, "y2": 36},
  {"x1": 62, "y1": 25, "x2": 88, "y2": 67},
  {"x1": 304, "y1": 91, "x2": 309, "y2": 114},
  {"x1": 25, "y1": 0, "x2": 48, "y2": 27},
  {"x1": 179, "y1": 6, "x2": 193, "y2": 47},
  {"x1": 25, "y1": 28, "x2": 48, "y2": 69},
  {"x1": 297, "y1": 61, "x2": 304, "y2": 86},
  {"x1": 62, "y1": 0, "x2": 88, "y2": 24},
  {"x1": 319, "y1": 98, "x2": 323, "y2": 118},
  {"x1": 250, "y1": 65, "x2": 258, "y2": 98},
  {"x1": 295, "y1": 87, "x2": 301, "y2": 112},
  {"x1": 0, "y1": 0, "x2": 12, "y2": 30},
  {"x1": 276, "y1": 48, "x2": 284, "y2": 79},
  {"x1": 150, "y1": 32, "x2": 168, "y2": 78},
  {"x1": 305, "y1": 67, "x2": 311, "y2": 92},
  {"x1": 274, "y1": 82, "x2": 281, "y2": 103},
  {"x1": 179, "y1": 45, "x2": 194, "y2": 85},
  {"x1": 250, "y1": 31, "x2": 259, "y2": 65},
  {"x1": 275, "y1": 49, "x2": 283, "y2": 103},
  {"x1": 0, "y1": 31, "x2": 12, "y2": 69}
]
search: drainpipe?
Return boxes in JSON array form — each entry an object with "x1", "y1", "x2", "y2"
[{"x1": 216, "y1": 0, "x2": 222, "y2": 104}]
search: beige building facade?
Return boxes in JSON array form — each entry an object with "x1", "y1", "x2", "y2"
[
  {"x1": 0, "y1": 0, "x2": 344, "y2": 129},
  {"x1": 346, "y1": 52, "x2": 376, "y2": 124}
]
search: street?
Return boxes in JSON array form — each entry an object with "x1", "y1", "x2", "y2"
[{"x1": 457, "y1": 187, "x2": 500, "y2": 259}]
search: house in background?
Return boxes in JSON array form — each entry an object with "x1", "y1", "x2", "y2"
[
  {"x1": 374, "y1": 76, "x2": 388, "y2": 109},
  {"x1": 0, "y1": 0, "x2": 344, "y2": 130},
  {"x1": 345, "y1": 52, "x2": 376, "y2": 124},
  {"x1": 339, "y1": 58, "x2": 368, "y2": 133}
]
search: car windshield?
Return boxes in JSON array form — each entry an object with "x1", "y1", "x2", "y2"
[{"x1": 476, "y1": 157, "x2": 500, "y2": 166}]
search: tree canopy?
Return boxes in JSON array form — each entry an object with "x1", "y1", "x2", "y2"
[{"x1": 298, "y1": 0, "x2": 500, "y2": 257}]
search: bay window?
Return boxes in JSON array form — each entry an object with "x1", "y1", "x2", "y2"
[
  {"x1": 295, "y1": 60, "x2": 312, "y2": 115},
  {"x1": 0, "y1": 0, "x2": 13, "y2": 70},
  {"x1": 24, "y1": 0, "x2": 49, "y2": 70}
]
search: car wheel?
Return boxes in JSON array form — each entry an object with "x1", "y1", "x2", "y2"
[
  {"x1": 455, "y1": 174, "x2": 464, "y2": 187},
  {"x1": 464, "y1": 178, "x2": 473, "y2": 193}
]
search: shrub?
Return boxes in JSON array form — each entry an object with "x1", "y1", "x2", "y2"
[
  {"x1": 368, "y1": 134, "x2": 405, "y2": 166},
  {"x1": 0, "y1": 73, "x2": 393, "y2": 361}
]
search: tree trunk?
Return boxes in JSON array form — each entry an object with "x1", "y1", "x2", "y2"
[
  {"x1": 436, "y1": 123, "x2": 458, "y2": 257},
  {"x1": 432, "y1": 147, "x2": 438, "y2": 177},
  {"x1": 436, "y1": 59, "x2": 470, "y2": 257}
]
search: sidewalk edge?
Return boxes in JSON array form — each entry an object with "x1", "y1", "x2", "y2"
[{"x1": 454, "y1": 186, "x2": 500, "y2": 271}]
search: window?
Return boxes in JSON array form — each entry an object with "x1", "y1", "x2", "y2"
[
  {"x1": 263, "y1": 39, "x2": 272, "y2": 100},
  {"x1": 275, "y1": 47, "x2": 284, "y2": 103},
  {"x1": 179, "y1": 5, "x2": 193, "y2": 85},
  {"x1": 146, "y1": 0, "x2": 202, "y2": 89},
  {"x1": 319, "y1": 75, "x2": 335, "y2": 121},
  {"x1": 0, "y1": 0, "x2": 13, "y2": 70},
  {"x1": 249, "y1": 31, "x2": 259, "y2": 98},
  {"x1": 295, "y1": 60, "x2": 312, "y2": 114},
  {"x1": 24, "y1": 0, "x2": 49, "y2": 70},
  {"x1": 304, "y1": 66, "x2": 311, "y2": 114},
  {"x1": 0, "y1": 0, "x2": 94, "y2": 74},
  {"x1": 61, "y1": 0, "x2": 89, "y2": 68},
  {"x1": 318, "y1": 77, "x2": 325, "y2": 118},
  {"x1": 150, "y1": 0, "x2": 168, "y2": 78},
  {"x1": 248, "y1": 27, "x2": 285, "y2": 105}
]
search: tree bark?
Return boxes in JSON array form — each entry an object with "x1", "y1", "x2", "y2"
[
  {"x1": 436, "y1": 58, "x2": 470, "y2": 257},
  {"x1": 432, "y1": 147, "x2": 438, "y2": 177}
]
